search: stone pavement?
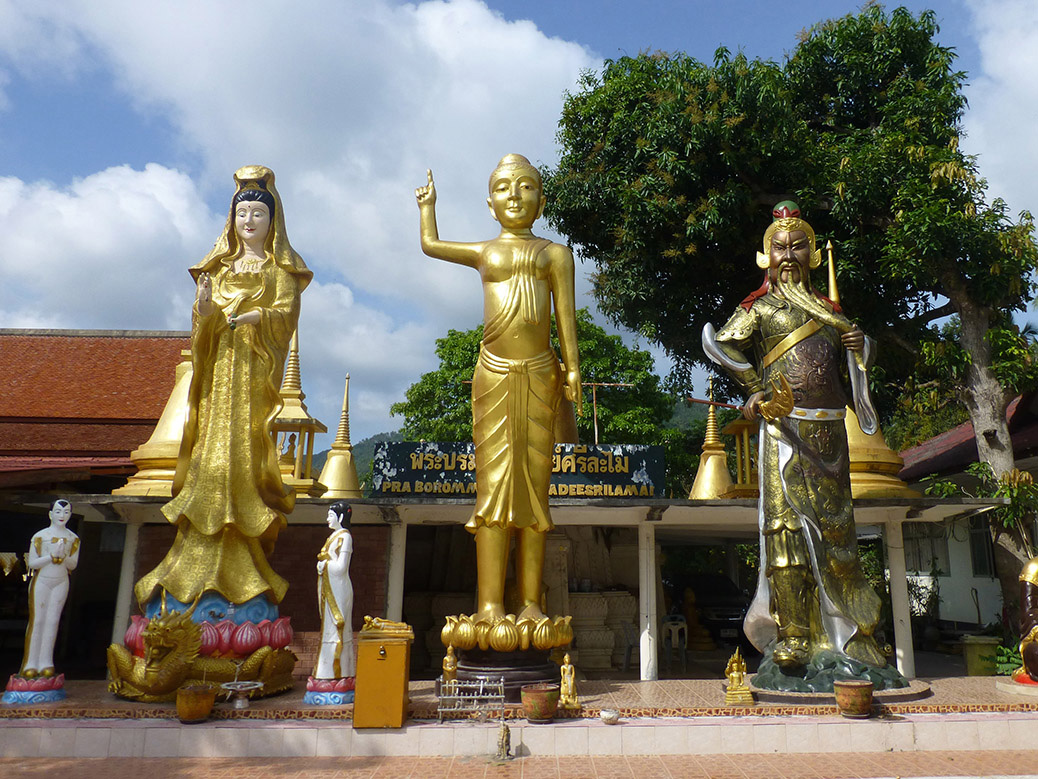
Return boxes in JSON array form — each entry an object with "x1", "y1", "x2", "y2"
[{"x1": 2, "y1": 753, "x2": 1038, "y2": 778}]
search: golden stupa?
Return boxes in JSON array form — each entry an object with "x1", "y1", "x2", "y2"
[
  {"x1": 689, "y1": 377, "x2": 734, "y2": 499},
  {"x1": 319, "y1": 374, "x2": 363, "y2": 499},
  {"x1": 846, "y1": 409, "x2": 920, "y2": 499},
  {"x1": 113, "y1": 350, "x2": 192, "y2": 497},
  {"x1": 273, "y1": 329, "x2": 326, "y2": 497}
]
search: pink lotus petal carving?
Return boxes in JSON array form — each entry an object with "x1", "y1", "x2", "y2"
[
  {"x1": 306, "y1": 676, "x2": 355, "y2": 693},
  {"x1": 215, "y1": 619, "x2": 235, "y2": 655},
  {"x1": 231, "y1": 621, "x2": 262, "y2": 656},
  {"x1": 199, "y1": 621, "x2": 219, "y2": 656},
  {"x1": 270, "y1": 617, "x2": 293, "y2": 649}
]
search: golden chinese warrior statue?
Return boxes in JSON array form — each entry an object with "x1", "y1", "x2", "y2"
[
  {"x1": 416, "y1": 155, "x2": 579, "y2": 660},
  {"x1": 704, "y1": 202, "x2": 902, "y2": 692},
  {"x1": 135, "y1": 165, "x2": 311, "y2": 623},
  {"x1": 1018, "y1": 552, "x2": 1038, "y2": 681}
]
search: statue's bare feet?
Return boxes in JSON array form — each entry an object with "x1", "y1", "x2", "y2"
[
  {"x1": 473, "y1": 605, "x2": 506, "y2": 624},
  {"x1": 517, "y1": 603, "x2": 547, "y2": 623}
]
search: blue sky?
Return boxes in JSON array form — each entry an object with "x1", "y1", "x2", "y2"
[{"x1": 0, "y1": 1, "x2": 1034, "y2": 445}]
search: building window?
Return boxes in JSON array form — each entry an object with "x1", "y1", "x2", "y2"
[
  {"x1": 968, "y1": 516, "x2": 996, "y2": 578},
  {"x1": 903, "y1": 522, "x2": 949, "y2": 575}
]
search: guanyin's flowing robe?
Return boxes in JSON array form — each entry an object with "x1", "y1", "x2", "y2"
[{"x1": 135, "y1": 261, "x2": 302, "y2": 607}]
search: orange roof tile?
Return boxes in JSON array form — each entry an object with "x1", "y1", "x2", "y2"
[{"x1": 0, "y1": 330, "x2": 188, "y2": 420}]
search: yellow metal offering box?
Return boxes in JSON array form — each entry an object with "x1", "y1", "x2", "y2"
[{"x1": 353, "y1": 617, "x2": 414, "y2": 729}]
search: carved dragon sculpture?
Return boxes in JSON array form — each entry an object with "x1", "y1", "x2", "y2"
[{"x1": 107, "y1": 595, "x2": 296, "y2": 702}]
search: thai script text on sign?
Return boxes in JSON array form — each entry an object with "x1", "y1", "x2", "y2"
[{"x1": 371, "y1": 442, "x2": 664, "y2": 498}]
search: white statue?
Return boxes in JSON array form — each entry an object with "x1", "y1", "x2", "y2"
[
  {"x1": 22, "y1": 499, "x2": 80, "y2": 677},
  {"x1": 314, "y1": 500, "x2": 355, "y2": 680}
]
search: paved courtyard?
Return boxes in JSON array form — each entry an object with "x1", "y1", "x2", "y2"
[{"x1": 3, "y1": 753, "x2": 1038, "y2": 778}]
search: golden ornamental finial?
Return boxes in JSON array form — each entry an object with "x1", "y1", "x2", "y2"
[
  {"x1": 332, "y1": 374, "x2": 353, "y2": 449},
  {"x1": 703, "y1": 377, "x2": 721, "y2": 447},
  {"x1": 825, "y1": 240, "x2": 841, "y2": 307},
  {"x1": 280, "y1": 329, "x2": 303, "y2": 396}
]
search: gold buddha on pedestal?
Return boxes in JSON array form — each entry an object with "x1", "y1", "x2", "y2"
[{"x1": 416, "y1": 155, "x2": 578, "y2": 654}]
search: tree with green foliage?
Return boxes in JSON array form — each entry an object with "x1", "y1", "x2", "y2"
[
  {"x1": 545, "y1": 5, "x2": 1038, "y2": 598},
  {"x1": 391, "y1": 326, "x2": 483, "y2": 443},
  {"x1": 392, "y1": 309, "x2": 671, "y2": 443},
  {"x1": 391, "y1": 309, "x2": 700, "y2": 495}
]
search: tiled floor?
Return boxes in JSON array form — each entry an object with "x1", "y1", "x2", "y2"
[
  {"x1": 2, "y1": 709, "x2": 1038, "y2": 758},
  {"x1": 3, "y1": 675, "x2": 1033, "y2": 722},
  {"x1": 2, "y1": 752, "x2": 1038, "y2": 778},
  {"x1": 5, "y1": 673, "x2": 1038, "y2": 766}
]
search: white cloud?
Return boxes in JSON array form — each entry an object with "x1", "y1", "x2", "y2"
[
  {"x1": 0, "y1": 1, "x2": 85, "y2": 88},
  {"x1": 962, "y1": 0, "x2": 1038, "y2": 220},
  {"x1": 0, "y1": 0, "x2": 601, "y2": 440},
  {"x1": 296, "y1": 281, "x2": 433, "y2": 438},
  {"x1": 0, "y1": 164, "x2": 217, "y2": 330},
  {"x1": 37, "y1": 0, "x2": 597, "y2": 306}
]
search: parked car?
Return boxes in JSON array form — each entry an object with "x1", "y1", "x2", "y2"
[{"x1": 677, "y1": 573, "x2": 753, "y2": 647}]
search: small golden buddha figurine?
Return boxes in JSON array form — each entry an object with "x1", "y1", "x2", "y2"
[
  {"x1": 724, "y1": 647, "x2": 754, "y2": 705},
  {"x1": 559, "y1": 652, "x2": 580, "y2": 710},
  {"x1": 362, "y1": 616, "x2": 411, "y2": 633},
  {"x1": 496, "y1": 722, "x2": 511, "y2": 761},
  {"x1": 279, "y1": 433, "x2": 297, "y2": 468},
  {"x1": 442, "y1": 645, "x2": 458, "y2": 684},
  {"x1": 416, "y1": 156, "x2": 581, "y2": 627}
]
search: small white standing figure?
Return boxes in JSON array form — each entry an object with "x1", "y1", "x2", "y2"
[
  {"x1": 4, "y1": 499, "x2": 79, "y2": 703},
  {"x1": 23, "y1": 499, "x2": 80, "y2": 677},
  {"x1": 314, "y1": 500, "x2": 355, "y2": 680}
]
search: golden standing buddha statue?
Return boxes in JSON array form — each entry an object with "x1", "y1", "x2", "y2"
[{"x1": 416, "y1": 155, "x2": 580, "y2": 652}]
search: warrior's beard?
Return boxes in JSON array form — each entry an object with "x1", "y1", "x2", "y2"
[{"x1": 771, "y1": 261, "x2": 807, "y2": 292}]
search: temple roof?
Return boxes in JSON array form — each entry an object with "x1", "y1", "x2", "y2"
[
  {"x1": 899, "y1": 393, "x2": 1038, "y2": 482},
  {"x1": 0, "y1": 330, "x2": 189, "y2": 488}
]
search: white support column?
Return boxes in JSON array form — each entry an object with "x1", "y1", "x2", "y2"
[
  {"x1": 884, "y1": 519, "x2": 916, "y2": 679},
  {"x1": 385, "y1": 522, "x2": 407, "y2": 622},
  {"x1": 110, "y1": 520, "x2": 141, "y2": 647},
  {"x1": 638, "y1": 522, "x2": 658, "y2": 681}
]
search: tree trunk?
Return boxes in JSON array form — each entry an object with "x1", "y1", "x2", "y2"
[
  {"x1": 957, "y1": 307, "x2": 1014, "y2": 475},
  {"x1": 953, "y1": 285, "x2": 1028, "y2": 630}
]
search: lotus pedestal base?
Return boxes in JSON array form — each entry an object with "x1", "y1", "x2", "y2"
[{"x1": 457, "y1": 648, "x2": 559, "y2": 703}]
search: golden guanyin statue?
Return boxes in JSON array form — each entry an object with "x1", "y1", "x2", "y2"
[
  {"x1": 416, "y1": 155, "x2": 580, "y2": 653},
  {"x1": 704, "y1": 202, "x2": 904, "y2": 692},
  {"x1": 136, "y1": 165, "x2": 311, "y2": 621}
]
